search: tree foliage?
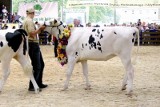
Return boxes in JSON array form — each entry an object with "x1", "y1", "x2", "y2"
[{"x1": 89, "y1": 6, "x2": 114, "y2": 23}]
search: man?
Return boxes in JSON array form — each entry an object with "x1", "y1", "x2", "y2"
[
  {"x1": 22, "y1": 8, "x2": 47, "y2": 91},
  {"x1": 73, "y1": 19, "x2": 83, "y2": 27},
  {"x1": 14, "y1": 12, "x2": 21, "y2": 23}
]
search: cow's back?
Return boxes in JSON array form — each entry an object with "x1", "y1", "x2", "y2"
[
  {"x1": 66, "y1": 27, "x2": 136, "y2": 61},
  {"x1": 0, "y1": 29, "x2": 25, "y2": 60}
]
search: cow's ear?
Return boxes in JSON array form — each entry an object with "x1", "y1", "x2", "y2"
[{"x1": 54, "y1": 19, "x2": 57, "y2": 24}]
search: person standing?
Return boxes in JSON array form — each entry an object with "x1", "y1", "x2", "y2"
[
  {"x1": 22, "y1": 8, "x2": 47, "y2": 91},
  {"x1": 14, "y1": 12, "x2": 21, "y2": 23}
]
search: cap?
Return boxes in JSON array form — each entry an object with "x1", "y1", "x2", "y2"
[{"x1": 26, "y1": 8, "x2": 35, "y2": 14}]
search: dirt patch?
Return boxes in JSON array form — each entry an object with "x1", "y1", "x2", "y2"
[{"x1": 0, "y1": 45, "x2": 160, "y2": 107}]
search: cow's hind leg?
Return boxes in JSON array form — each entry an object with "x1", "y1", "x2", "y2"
[
  {"x1": 121, "y1": 72, "x2": 127, "y2": 90},
  {"x1": 15, "y1": 55, "x2": 39, "y2": 93},
  {"x1": 0, "y1": 60, "x2": 11, "y2": 92},
  {"x1": 81, "y1": 60, "x2": 91, "y2": 90},
  {"x1": 63, "y1": 56, "x2": 76, "y2": 91},
  {"x1": 119, "y1": 54, "x2": 134, "y2": 95}
]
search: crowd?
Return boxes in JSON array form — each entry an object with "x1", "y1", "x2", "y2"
[{"x1": 0, "y1": 5, "x2": 21, "y2": 29}]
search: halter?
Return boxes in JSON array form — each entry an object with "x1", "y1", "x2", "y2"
[{"x1": 45, "y1": 21, "x2": 63, "y2": 39}]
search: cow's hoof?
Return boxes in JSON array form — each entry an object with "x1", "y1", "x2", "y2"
[
  {"x1": 35, "y1": 88, "x2": 41, "y2": 94},
  {"x1": 121, "y1": 84, "x2": 127, "y2": 90},
  {"x1": 84, "y1": 85, "x2": 91, "y2": 90},
  {"x1": 61, "y1": 87, "x2": 68, "y2": 91},
  {"x1": 121, "y1": 87, "x2": 126, "y2": 90},
  {"x1": 126, "y1": 93, "x2": 132, "y2": 97},
  {"x1": 126, "y1": 90, "x2": 133, "y2": 97}
]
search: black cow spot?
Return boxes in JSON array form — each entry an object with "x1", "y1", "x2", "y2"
[
  {"x1": 88, "y1": 35, "x2": 95, "y2": 44},
  {"x1": 97, "y1": 29, "x2": 100, "y2": 34},
  {"x1": 96, "y1": 34, "x2": 99, "y2": 37},
  {"x1": 88, "y1": 35, "x2": 97, "y2": 49},
  {"x1": 6, "y1": 32, "x2": 22, "y2": 53},
  {"x1": 89, "y1": 46, "x2": 91, "y2": 50},
  {"x1": 92, "y1": 29, "x2": 96, "y2": 32},
  {"x1": 91, "y1": 42, "x2": 97, "y2": 49},
  {"x1": 98, "y1": 47, "x2": 102, "y2": 53},
  {"x1": 85, "y1": 43, "x2": 87, "y2": 46},
  {"x1": 114, "y1": 32, "x2": 117, "y2": 34},
  {"x1": 102, "y1": 29, "x2": 104, "y2": 32},
  {"x1": 82, "y1": 44, "x2": 84, "y2": 48},
  {"x1": 133, "y1": 32, "x2": 136, "y2": 37},
  {"x1": 100, "y1": 34, "x2": 103, "y2": 39},
  {"x1": 75, "y1": 52, "x2": 78, "y2": 56},
  {"x1": 5, "y1": 29, "x2": 27, "y2": 55},
  {"x1": 132, "y1": 38, "x2": 134, "y2": 43},
  {"x1": 0, "y1": 41, "x2": 3, "y2": 47},
  {"x1": 97, "y1": 41, "x2": 101, "y2": 46}
]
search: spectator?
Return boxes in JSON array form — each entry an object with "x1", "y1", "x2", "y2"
[
  {"x1": 2, "y1": 15, "x2": 9, "y2": 23},
  {"x1": 86, "y1": 22, "x2": 91, "y2": 27},
  {"x1": 2, "y1": 6, "x2": 8, "y2": 19},
  {"x1": 137, "y1": 19, "x2": 141, "y2": 27},
  {"x1": 11, "y1": 13, "x2": 15, "y2": 23},
  {"x1": 77, "y1": 19, "x2": 83, "y2": 27},
  {"x1": 14, "y1": 12, "x2": 21, "y2": 23}
]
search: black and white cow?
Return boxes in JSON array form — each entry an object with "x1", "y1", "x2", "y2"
[
  {"x1": 45, "y1": 20, "x2": 139, "y2": 95},
  {"x1": 0, "y1": 29, "x2": 39, "y2": 93}
]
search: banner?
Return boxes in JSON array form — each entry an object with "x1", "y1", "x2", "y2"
[
  {"x1": 67, "y1": 0, "x2": 113, "y2": 7},
  {"x1": 18, "y1": 2, "x2": 58, "y2": 22},
  {"x1": 67, "y1": 0, "x2": 160, "y2": 8}
]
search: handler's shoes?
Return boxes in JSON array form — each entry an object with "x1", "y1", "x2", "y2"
[{"x1": 39, "y1": 84, "x2": 48, "y2": 88}]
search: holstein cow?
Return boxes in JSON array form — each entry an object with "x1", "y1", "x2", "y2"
[
  {"x1": 0, "y1": 29, "x2": 39, "y2": 93},
  {"x1": 45, "y1": 20, "x2": 139, "y2": 95}
]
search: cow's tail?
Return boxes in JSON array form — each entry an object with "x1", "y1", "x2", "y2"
[
  {"x1": 132, "y1": 27, "x2": 140, "y2": 65},
  {"x1": 15, "y1": 29, "x2": 28, "y2": 55}
]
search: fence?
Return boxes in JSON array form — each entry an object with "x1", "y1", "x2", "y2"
[{"x1": 141, "y1": 30, "x2": 160, "y2": 45}]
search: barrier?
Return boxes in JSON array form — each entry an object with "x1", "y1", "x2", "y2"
[
  {"x1": 2, "y1": 23, "x2": 19, "y2": 29},
  {"x1": 141, "y1": 31, "x2": 160, "y2": 45}
]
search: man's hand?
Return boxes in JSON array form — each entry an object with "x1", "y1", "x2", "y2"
[{"x1": 39, "y1": 25, "x2": 46, "y2": 31}]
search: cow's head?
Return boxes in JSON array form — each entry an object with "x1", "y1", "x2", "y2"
[{"x1": 45, "y1": 19, "x2": 65, "y2": 39}]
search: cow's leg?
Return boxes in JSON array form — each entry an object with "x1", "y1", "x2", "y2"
[
  {"x1": 81, "y1": 60, "x2": 91, "y2": 90},
  {"x1": 121, "y1": 72, "x2": 127, "y2": 90},
  {"x1": 63, "y1": 56, "x2": 76, "y2": 91},
  {"x1": 119, "y1": 54, "x2": 134, "y2": 95},
  {"x1": 15, "y1": 55, "x2": 39, "y2": 93},
  {"x1": 0, "y1": 60, "x2": 11, "y2": 92}
]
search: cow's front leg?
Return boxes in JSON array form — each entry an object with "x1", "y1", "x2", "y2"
[
  {"x1": 0, "y1": 60, "x2": 11, "y2": 92},
  {"x1": 62, "y1": 57, "x2": 76, "y2": 91},
  {"x1": 81, "y1": 60, "x2": 91, "y2": 90}
]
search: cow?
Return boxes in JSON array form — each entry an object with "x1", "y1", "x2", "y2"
[
  {"x1": 0, "y1": 29, "x2": 39, "y2": 93},
  {"x1": 45, "y1": 20, "x2": 139, "y2": 95}
]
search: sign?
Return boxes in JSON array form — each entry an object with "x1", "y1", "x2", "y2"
[
  {"x1": 67, "y1": 0, "x2": 113, "y2": 7},
  {"x1": 67, "y1": 0, "x2": 160, "y2": 8},
  {"x1": 18, "y1": 2, "x2": 58, "y2": 22}
]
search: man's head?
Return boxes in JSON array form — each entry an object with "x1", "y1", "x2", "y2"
[{"x1": 26, "y1": 8, "x2": 35, "y2": 18}]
